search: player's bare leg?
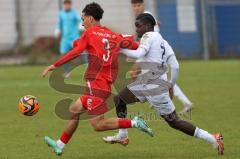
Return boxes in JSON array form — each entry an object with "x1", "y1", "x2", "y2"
[
  {"x1": 44, "y1": 98, "x2": 83, "y2": 156},
  {"x1": 103, "y1": 87, "x2": 224, "y2": 155},
  {"x1": 90, "y1": 115, "x2": 122, "y2": 131},
  {"x1": 103, "y1": 87, "x2": 139, "y2": 145},
  {"x1": 89, "y1": 113, "x2": 153, "y2": 136},
  {"x1": 44, "y1": 98, "x2": 153, "y2": 156},
  {"x1": 162, "y1": 111, "x2": 224, "y2": 155}
]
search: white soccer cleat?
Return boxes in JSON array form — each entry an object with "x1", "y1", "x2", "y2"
[
  {"x1": 103, "y1": 134, "x2": 129, "y2": 146},
  {"x1": 179, "y1": 103, "x2": 193, "y2": 115},
  {"x1": 64, "y1": 72, "x2": 71, "y2": 78}
]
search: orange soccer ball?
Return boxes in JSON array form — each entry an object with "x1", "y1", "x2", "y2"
[{"x1": 19, "y1": 95, "x2": 40, "y2": 116}]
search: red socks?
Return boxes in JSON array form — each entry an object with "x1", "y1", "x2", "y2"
[
  {"x1": 118, "y1": 118, "x2": 132, "y2": 128},
  {"x1": 60, "y1": 132, "x2": 72, "y2": 144},
  {"x1": 60, "y1": 119, "x2": 131, "y2": 144}
]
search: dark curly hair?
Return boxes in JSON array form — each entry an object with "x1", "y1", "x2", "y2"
[
  {"x1": 63, "y1": 0, "x2": 72, "y2": 4},
  {"x1": 136, "y1": 13, "x2": 156, "y2": 28},
  {"x1": 82, "y1": 2, "x2": 104, "y2": 21},
  {"x1": 131, "y1": 0, "x2": 144, "y2": 4}
]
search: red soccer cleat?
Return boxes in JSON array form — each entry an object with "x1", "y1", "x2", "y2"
[{"x1": 213, "y1": 133, "x2": 224, "y2": 155}]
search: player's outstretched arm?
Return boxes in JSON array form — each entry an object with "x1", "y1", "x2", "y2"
[
  {"x1": 42, "y1": 65, "x2": 56, "y2": 78},
  {"x1": 41, "y1": 33, "x2": 88, "y2": 78},
  {"x1": 121, "y1": 47, "x2": 147, "y2": 58},
  {"x1": 41, "y1": 44, "x2": 85, "y2": 78}
]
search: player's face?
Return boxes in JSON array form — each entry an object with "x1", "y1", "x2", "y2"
[
  {"x1": 81, "y1": 14, "x2": 93, "y2": 29},
  {"x1": 131, "y1": 3, "x2": 144, "y2": 16},
  {"x1": 63, "y1": 3, "x2": 72, "y2": 11},
  {"x1": 135, "y1": 20, "x2": 147, "y2": 38}
]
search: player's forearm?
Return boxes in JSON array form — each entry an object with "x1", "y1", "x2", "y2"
[
  {"x1": 170, "y1": 68, "x2": 179, "y2": 87},
  {"x1": 121, "y1": 47, "x2": 147, "y2": 59},
  {"x1": 168, "y1": 55, "x2": 179, "y2": 86},
  {"x1": 54, "y1": 47, "x2": 81, "y2": 67}
]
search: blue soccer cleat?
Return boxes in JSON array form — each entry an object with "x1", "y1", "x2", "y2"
[
  {"x1": 133, "y1": 116, "x2": 154, "y2": 137},
  {"x1": 44, "y1": 136, "x2": 63, "y2": 156}
]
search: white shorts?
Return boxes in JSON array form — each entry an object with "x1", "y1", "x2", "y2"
[{"x1": 128, "y1": 83, "x2": 175, "y2": 116}]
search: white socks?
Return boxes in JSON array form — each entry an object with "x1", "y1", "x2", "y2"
[
  {"x1": 118, "y1": 129, "x2": 128, "y2": 138},
  {"x1": 194, "y1": 127, "x2": 216, "y2": 145},
  {"x1": 131, "y1": 120, "x2": 137, "y2": 128},
  {"x1": 56, "y1": 140, "x2": 65, "y2": 149}
]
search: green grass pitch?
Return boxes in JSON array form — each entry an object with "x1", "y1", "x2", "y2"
[{"x1": 0, "y1": 60, "x2": 240, "y2": 159}]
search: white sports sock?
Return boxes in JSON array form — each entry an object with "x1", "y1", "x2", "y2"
[
  {"x1": 194, "y1": 127, "x2": 216, "y2": 144},
  {"x1": 131, "y1": 120, "x2": 137, "y2": 128},
  {"x1": 118, "y1": 129, "x2": 128, "y2": 138},
  {"x1": 56, "y1": 140, "x2": 65, "y2": 149},
  {"x1": 174, "y1": 84, "x2": 192, "y2": 106}
]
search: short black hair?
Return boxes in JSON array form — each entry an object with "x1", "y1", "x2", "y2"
[
  {"x1": 82, "y1": 2, "x2": 104, "y2": 21},
  {"x1": 63, "y1": 0, "x2": 72, "y2": 4},
  {"x1": 136, "y1": 13, "x2": 156, "y2": 28},
  {"x1": 131, "y1": 0, "x2": 144, "y2": 4}
]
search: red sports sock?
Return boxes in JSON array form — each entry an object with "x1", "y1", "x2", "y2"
[
  {"x1": 60, "y1": 132, "x2": 72, "y2": 144},
  {"x1": 118, "y1": 118, "x2": 132, "y2": 128}
]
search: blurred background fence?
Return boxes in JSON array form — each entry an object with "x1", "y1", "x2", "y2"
[{"x1": 0, "y1": 0, "x2": 239, "y2": 63}]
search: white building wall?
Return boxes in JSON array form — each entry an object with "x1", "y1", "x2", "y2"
[
  {"x1": 0, "y1": 0, "x2": 156, "y2": 48},
  {"x1": 19, "y1": 0, "x2": 137, "y2": 45},
  {"x1": 19, "y1": 0, "x2": 58, "y2": 45},
  {"x1": 0, "y1": 0, "x2": 17, "y2": 51}
]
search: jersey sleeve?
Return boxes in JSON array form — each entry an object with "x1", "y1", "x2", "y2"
[
  {"x1": 164, "y1": 40, "x2": 175, "y2": 63},
  {"x1": 53, "y1": 32, "x2": 88, "y2": 67},
  {"x1": 119, "y1": 34, "x2": 139, "y2": 50},
  {"x1": 139, "y1": 33, "x2": 153, "y2": 52}
]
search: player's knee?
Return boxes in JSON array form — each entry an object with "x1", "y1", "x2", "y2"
[
  {"x1": 163, "y1": 112, "x2": 181, "y2": 130},
  {"x1": 69, "y1": 99, "x2": 83, "y2": 114},
  {"x1": 69, "y1": 113, "x2": 80, "y2": 121}
]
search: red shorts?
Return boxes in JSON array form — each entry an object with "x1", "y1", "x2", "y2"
[{"x1": 80, "y1": 79, "x2": 112, "y2": 116}]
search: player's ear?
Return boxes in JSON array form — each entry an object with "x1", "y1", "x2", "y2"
[
  {"x1": 146, "y1": 23, "x2": 152, "y2": 30},
  {"x1": 89, "y1": 16, "x2": 94, "y2": 23}
]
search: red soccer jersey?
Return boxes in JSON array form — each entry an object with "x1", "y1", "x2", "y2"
[{"x1": 54, "y1": 25, "x2": 138, "y2": 83}]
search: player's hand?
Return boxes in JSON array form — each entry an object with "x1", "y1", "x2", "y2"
[
  {"x1": 54, "y1": 29, "x2": 61, "y2": 38},
  {"x1": 126, "y1": 57, "x2": 137, "y2": 62},
  {"x1": 169, "y1": 87, "x2": 174, "y2": 100},
  {"x1": 42, "y1": 65, "x2": 56, "y2": 78},
  {"x1": 129, "y1": 70, "x2": 141, "y2": 80}
]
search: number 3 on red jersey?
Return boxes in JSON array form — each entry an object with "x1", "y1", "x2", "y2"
[{"x1": 102, "y1": 38, "x2": 111, "y2": 62}]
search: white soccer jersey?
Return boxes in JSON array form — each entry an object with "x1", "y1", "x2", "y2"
[
  {"x1": 137, "y1": 32, "x2": 175, "y2": 65},
  {"x1": 122, "y1": 31, "x2": 178, "y2": 115},
  {"x1": 121, "y1": 31, "x2": 179, "y2": 84},
  {"x1": 143, "y1": 11, "x2": 175, "y2": 66},
  {"x1": 137, "y1": 11, "x2": 180, "y2": 85}
]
